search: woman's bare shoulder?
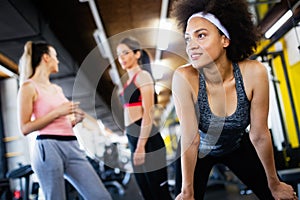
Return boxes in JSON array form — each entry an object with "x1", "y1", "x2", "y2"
[
  {"x1": 238, "y1": 59, "x2": 268, "y2": 95},
  {"x1": 176, "y1": 63, "x2": 196, "y2": 72},
  {"x1": 174, "y1": 63, "x2": 198, "y2": 80},
  {"x1": 137, "y1": 70, "x2": 152, "y2": 79},
  {"x1": 18, "y1": 80, "x2": 37, "y2": 100},
  {"x1": 135, "y1": 70, "x2": 154, "y2": 86},
  {"x1": 20, "y1": 80, "x2": 35, "y2": 92},
  {"x1": 239, "y1": 59, "x2": 267, "y2": 75},
  {"x1": 173, "y1": 64, "x2": 199, "y2": 98}
]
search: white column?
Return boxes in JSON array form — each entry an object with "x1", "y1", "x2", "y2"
[{"x1": 0, "y1": 78, "x2": 31, "y2": 190}]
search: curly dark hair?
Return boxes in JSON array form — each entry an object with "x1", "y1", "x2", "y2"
[{"x1": 171, "y1": 0, "x2": 262, "y2": 62}]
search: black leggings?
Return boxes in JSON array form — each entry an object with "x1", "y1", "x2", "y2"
[
  {"x1": 175, "y1": 133, "x2": 275, "y2": 200},
  {"x1": 126, "y1": 120, "x2": 172, "y2": 200}
]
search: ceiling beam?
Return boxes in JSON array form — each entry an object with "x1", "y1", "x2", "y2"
[{"x1": 0, "y1": 53, "x2": 18, "y2": 73}]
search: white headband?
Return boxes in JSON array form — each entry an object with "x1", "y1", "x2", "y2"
[{"x1": 187, "y1": 12, "x2": 230, "y2": 39}]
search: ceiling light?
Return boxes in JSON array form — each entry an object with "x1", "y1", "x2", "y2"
[
  {"x1": 265, "y1": 10, "x2": 293, "y2": 39},
  {"x1": 157, "y1": 19, "x2": 172, "y2": 51},
  {"x1": 108, "y1": 68, "x2": 120, "y2": 86},
  {"x1": 155, "y1": 0, "x2": 169, "y2": 61},
  {"x1": 93, "y1": 30, "x2": 108, "y2": 58}
]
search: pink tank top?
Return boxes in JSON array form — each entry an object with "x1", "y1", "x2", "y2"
[{"x1": 27, "y1": 79, "x2": 74, "y2": 136}]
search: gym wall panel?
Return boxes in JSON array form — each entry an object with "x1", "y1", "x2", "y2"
[
  {"x1": 284, "y1": 28, "x2": 300, "y2": 137},
  {"x1": 271, "y1": 38, "x2": 300, "y2": 148},
  {"x1": 285, "y1": 59, "x2": 300, "y2": 147},
  {"x1": 285, "y1": 27, "x2": 300, "y2": 65}
]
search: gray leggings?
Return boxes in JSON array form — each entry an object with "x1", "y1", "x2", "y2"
[{"x1": 32, "y1": 136, "x2": 112, "y2": 200}]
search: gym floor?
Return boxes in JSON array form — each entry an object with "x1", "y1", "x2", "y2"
[{"x1": 108, "y1": 176, "x2": 259, "y2": 200}]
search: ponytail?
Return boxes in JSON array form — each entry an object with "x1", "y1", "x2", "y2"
[
  {"x1": 139, "y1": 49, "x2": 157, "y2": 104},
  {"x1": 18, "y1": 41, "x2": 50, "y2": 85},
  {"x1": 18, "y1": 41, "x2": 33, "y2": 85},
  {"x1": 139, "y1": 49, "x2": 153, "y2": 78}
]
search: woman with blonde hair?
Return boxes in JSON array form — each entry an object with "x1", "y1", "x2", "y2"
[{"x1": 17, "y1": 41, "x2": 112, "y2": 200}]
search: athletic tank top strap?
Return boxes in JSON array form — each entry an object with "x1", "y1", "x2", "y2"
[
  {"x1": 123, "y1": 71, "x2": 141, "y2": 89},
  {"x1": 120, "y1": 71, "x2": 143, "y2": 108},
  {"x1": 232, "y1": 62, "x2": 248, "y2": 101},
  {"x1": 26, "y1": 79, "x2": 41, "y2": 95}
]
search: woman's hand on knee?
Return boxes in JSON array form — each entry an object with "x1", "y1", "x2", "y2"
[{"x1": 175, "y1": 192, "x2": 194, "y2": 200}]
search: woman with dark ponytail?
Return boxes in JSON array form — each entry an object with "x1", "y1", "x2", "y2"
[
  {"x1": 17, "y1": 41, "x2": 112, "y2": 200},
  {"x1": 117, "y1": 37, "x2": 172, "y2": 200}
]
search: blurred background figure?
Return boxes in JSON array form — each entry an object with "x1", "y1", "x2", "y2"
[{"x1": 117, "y1": 37, "x2": 172, "y2": 200}]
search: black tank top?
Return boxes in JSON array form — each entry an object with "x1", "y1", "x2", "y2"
[
  {"x1": 120, "y1": 71, "x2": 157, "y2": 108},
  {"x1": 197, "y1": 63, "x2": 250, "y2": 157}
]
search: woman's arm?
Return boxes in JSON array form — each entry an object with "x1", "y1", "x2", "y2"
[
  {"x1": 247, "y1": 60, "x2": 295, "y2": 199},
  {"x1": 17, "y1": 82, "x2": 80, "y2": 135},
  {"x1": 133, "y1": 71, "x2": 155, "y2": 166},
  {"x1": 172, "y1": 67, "x2": 199, "y2": 199}
]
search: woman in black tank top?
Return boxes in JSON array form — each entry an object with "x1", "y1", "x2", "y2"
[
  {"x1": 117, "y1": 37, "x2": 172, "y2": 200},
  {"x1": 171, "y1": 0, "x2": 296, "y2": 200}
]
